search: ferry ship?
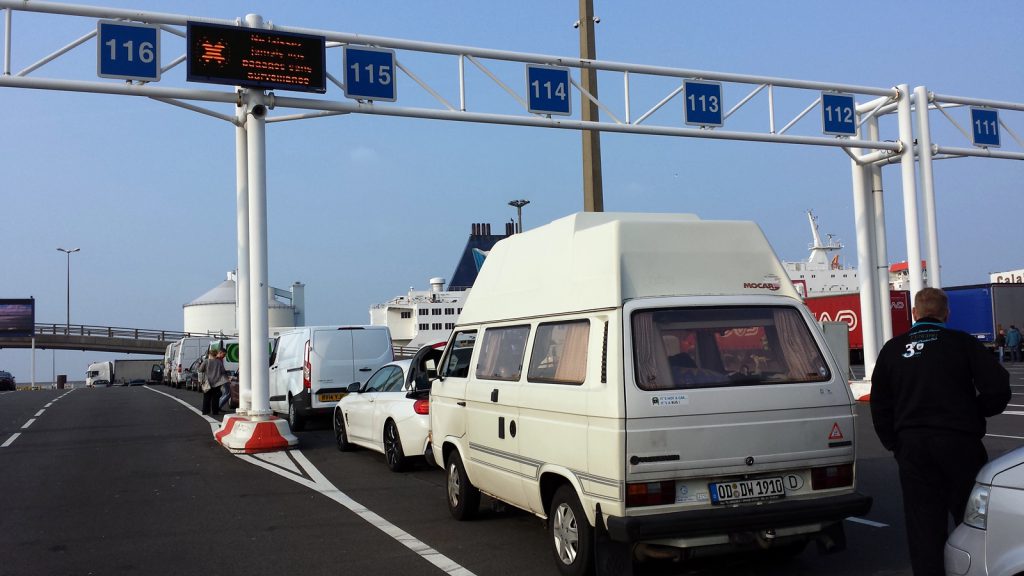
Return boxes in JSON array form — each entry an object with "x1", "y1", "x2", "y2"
[{"x1": 784, "y1": 211, "x2": 859, "y2": 298}]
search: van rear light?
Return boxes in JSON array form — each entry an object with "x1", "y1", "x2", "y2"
[
  {"x1": 413, "y1": 399, "x2": 430, "y2": 415},
  {"x1": 302, "y1": 340, "x2": 311, "y2": 390},
  {"x1": 626, "y1": 481, "x2": 675, "y2": 507},
  {"x1": 811, "y1": 464, "x2": 853, "y2": 490}
]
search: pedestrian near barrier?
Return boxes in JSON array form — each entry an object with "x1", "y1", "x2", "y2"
[
  {"x1": 870, "y1": 288, "x2": 1010, "y2": 576},
  {"x1": 1006, "y1": 324, "x2": 1021, "y2": 362}
]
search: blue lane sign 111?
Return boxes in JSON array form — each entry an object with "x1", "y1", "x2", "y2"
[
  {"x1": 683, "y1": 80, "x2": 723, "y2": 127},
  {"x1": 97, "y1": 20, "x2": 160, "y2": 82},
  {"x1": 527, "y1": 65, "x2": 571, "y2": 116},
  {"x1": 821, "y1": 92, "x2": 857, "y2": 136},
  {"x1": 344, "y1": 46, "x2": 397, "y2": 102},
  {"x1": 971, "y1": 108, "x2": 1000, "y2": 148}
]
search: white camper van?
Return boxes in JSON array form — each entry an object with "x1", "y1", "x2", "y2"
[
  {"x1": 269, "y1": 326, "x2": 393, "y2": 430},
  {"x1": 430, "y1": 213, "x2": 871, "y2": 575}
]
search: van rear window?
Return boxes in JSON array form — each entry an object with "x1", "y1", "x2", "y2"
[{"x1": 631, "y1": 306, "x2": 830, "y2": 390}]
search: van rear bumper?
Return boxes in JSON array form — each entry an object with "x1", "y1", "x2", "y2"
[{"x1": 605, "y1": 492, "x2": 872, "y2": 543}]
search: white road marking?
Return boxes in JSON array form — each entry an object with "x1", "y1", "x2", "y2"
[
  {"x1": 987, "y1": 433, "x2": 1024, "y2": 440},
  {"x1": 1003, "y1": 411, "x2": 1024, "y2": 416},
  {"x1": 846, "y1": 517, "x2": 888, "y2": 528},
  {"x1": 45, "y1": 403, "x2": 53, "y2": 408},
  {"x1": 21, "y1": 419, "x2": 35, "y2": 429},
  {"x1": 1, "y1": 433, "x2": 20, "y2": 448},
  {"x1": 34, "y1": 410, "x2": 44, "y2": 417}
]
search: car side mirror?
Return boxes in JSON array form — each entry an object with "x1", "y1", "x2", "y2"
[{"x1": 347, "y1": 382, "x2": 362, "y2": 393}]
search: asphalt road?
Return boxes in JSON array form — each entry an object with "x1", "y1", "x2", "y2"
[{"x1": 1, "y1": 366, "x2": 1022, "y2": 576}]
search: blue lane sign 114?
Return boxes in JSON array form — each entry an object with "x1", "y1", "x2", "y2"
[
  {"x1": 971, "y1": 108, "x2": 1000, "y2": 147},
  {"x1": 821, "y1": 92, "x2": 857, "y2": 136},
  {"x1": 344, "y1": 46, "x2": 397, "y2": 102},
  {"x1": 97, "y1": 20, "x2": 160, "y2": 82},
  {"x1": 527, "y1": 65, "x2": 571, "y2": 116},
  {"x1": 683, "y1": 80, "x2": 723, "y2": 127}
]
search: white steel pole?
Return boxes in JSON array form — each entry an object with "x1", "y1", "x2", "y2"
[
  {"x1": 914, "y1": 86, "x2": 941, "y2": 288},
  {"x1": 896, "y1": 84, "x2": 924, "y2": 297},
  {"x1": 235, "y1": 101, "x2": 252, "y2": 415},
  {"x1": 31, "y1": 337, "x2": 35, "y2": 388},
  {"x1": 245, "y1": 87, "x2": 271, "y2": 419},
  {"x1": 851, "y1": 138, "x2": 879, "y2": 377},
  {"x1": 867, "y1": 117, "x2": 893, "y2": 341}
]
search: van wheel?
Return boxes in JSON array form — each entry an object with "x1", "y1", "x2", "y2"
[
  {"x1": 549, "y1": 485, "x2": 594, "y2": 576},
  {"x1": 445, "y1": 451, "x2": 479, "y2": 520},
  {"x1": 334, "y1": 409, "x2": 352, "y2": 452},
  {"x1": 383, "y1": 420, "x2": 407, "y2": 472},
  {"x1": 288, "y1": 399, "x2": 305, "y2": 431}
]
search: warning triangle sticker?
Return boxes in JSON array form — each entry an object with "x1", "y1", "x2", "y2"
[{"x1": 829, "y1": 423, "x2": 844, "y2": 440}]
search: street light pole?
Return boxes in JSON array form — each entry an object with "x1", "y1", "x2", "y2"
[
  {"x1": 508, "y1": 199, "x2": 529, "y2": 233},
  {"x1": 56, "y1": 247, "x2": 79, "y2": 333}
]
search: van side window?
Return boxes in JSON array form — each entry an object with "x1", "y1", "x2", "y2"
[
  {"x1": 527, "y1": 320, "x2": 590, "y2": 385},
  {"x1": 441, "y1": 331, "x2": 477, "y2": 378},
  {"x1": 632, "y1": 306, "x2": 831, "y2": 390},
  {"x1": 476, "y1": 325, "x2": 530, "y2": 381}
]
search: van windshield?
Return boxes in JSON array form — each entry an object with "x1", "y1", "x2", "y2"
[{"x1": 631, "y1": 306, "x2": 831, "y2": 390}]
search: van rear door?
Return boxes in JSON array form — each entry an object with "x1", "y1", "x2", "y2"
[
  {"x1": 622, "y1": 297, "x2": 856, "y2": 510},
  {"x1": 310, "y1": 327, "x2": 393, "y2": 411}
]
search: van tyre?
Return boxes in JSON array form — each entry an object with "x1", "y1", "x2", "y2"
[
  {"x1": 446, "y1": 451, "x2": 479, "y2": 520},
  {"x1": 334, "y1": 409, "x2": 352, "y2": 452},
  {"x1": 288, "y1": 399, "x2": 305, "y2": 431},
  {"x1": 549, "y1": 485, "x2": 594, "y2": 576},
  {"x1": 383, "y1": 420, "x2": 407, "y2": 472}
]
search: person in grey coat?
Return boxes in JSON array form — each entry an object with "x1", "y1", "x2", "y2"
[{"x1": 202, "y1": 349, "x2": 228, "y2": 416}]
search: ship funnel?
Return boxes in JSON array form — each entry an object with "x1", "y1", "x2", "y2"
[{"x1": 429, "y1": 277, "x2": 446, "y2": 293}]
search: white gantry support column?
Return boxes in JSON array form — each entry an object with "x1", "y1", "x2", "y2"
[
  {"x1": 235, "y1": 101, "x2": 252, "y2": 415},
  {"x1": 867, "y1": 117, "x2": 893, "y2": 342},
  {"x1": 896, "y1": 84, "x2": 924, "y2": 298},
  {"x1": 850, "y1": 137, "x2": 880, "y2": 380},
  {"x1": 914, "y1": 86, "x2": 941, "y2": 288},
  {"x1": 245, "y1": 89, "x2": 271, "y2": 419}
]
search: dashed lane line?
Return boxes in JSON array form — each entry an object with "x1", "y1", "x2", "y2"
[
  {"x1": 1, "y1": 433, "x2": 20, "y2": 448},
  {"x1": 21, "y1": 419, "x2": 35, "y2": 429},
  {"x1": 34, "y1": 409, "x2": 44, "y2": 417},
  {"x1": 847, "y1": 517, "x2": 888, "y2": 528},
  {"x1": 0, "y1": 389, "x2": 74, "y2": 448}
]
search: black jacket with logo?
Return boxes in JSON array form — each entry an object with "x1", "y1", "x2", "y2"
[{"x1": 870, "y1": 318, "x2": 1010, "y2": 451}]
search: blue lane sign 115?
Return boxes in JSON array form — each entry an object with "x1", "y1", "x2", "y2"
[
  {"x1": 684, "y1": 80, "x2": 723, "y2": 127},
  {"x1": 97, "y1": 20, "x2": 160, "y2": 82},
  {"x1": 344, "y1": 46, "x2": 397, "y2": 102},
  {"x1": 821, "y1": 92, "x2": 857, "y2": 136},
  {"x1": 971, "y1": 108, "x2": 1000, "y2": 147},
  {"x1": 527, "y1": 65, "x2": 571, "y2": 116}
]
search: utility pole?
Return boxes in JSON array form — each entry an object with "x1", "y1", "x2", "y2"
[
  {"x1": 578, "y1": 0, "x2": 603, "y2": 212},
  {"x1": 508, "y1": 199, "x2": 530, "y2": 232}
]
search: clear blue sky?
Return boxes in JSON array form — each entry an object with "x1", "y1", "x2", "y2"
[{"x1": 2, "y1": 0, "x2": 1022, "y2": 382}]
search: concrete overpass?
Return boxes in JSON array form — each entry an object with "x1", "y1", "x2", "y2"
[{"x1": 0, "y1": 324, "x2": 227, "y2": 355}]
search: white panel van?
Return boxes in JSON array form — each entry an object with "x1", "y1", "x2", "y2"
[
  {"x1": 269, "y1": 326, "x2": 394, "y2": 430},
  {"x1": 430, "y1": 213, "x2": 872, "y2": 575},
  {"x1": 171, "y1": 337, "x2": 213, "y2": 389}
]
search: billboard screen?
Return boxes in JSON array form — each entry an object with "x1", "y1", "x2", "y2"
[{"x1": 0, "y1": 298, "x2": 35, "y2": 337}]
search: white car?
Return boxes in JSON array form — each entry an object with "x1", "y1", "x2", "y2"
[
  {"x1": 333, "y1": 347, "x2": 440, "y2": 472},
  {"x1": 946, "y1": 445, "x2": 1024, "y2": 576}
]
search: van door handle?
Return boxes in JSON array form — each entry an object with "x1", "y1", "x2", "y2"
[
  {"x1": 457, "y1": 401, "x2": 466, "y2": 407},
  {"x1": 498, "y1": 417, "x2": 505, "y2": 439},
  {"x1": 490, "y1": 389, "x2": 499, "y2": 402}
]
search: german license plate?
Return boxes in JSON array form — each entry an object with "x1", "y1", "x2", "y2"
[
  {"x1": 709, "y1": 477, "x2": 785, "y2": 505},
  {"x1": 318, "y1": 393, "x2": 345, "y2": 403}
]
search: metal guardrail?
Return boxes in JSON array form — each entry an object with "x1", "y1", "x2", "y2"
[{"x1": 30, "y1": 324, "x2": 227, "y2": 343}]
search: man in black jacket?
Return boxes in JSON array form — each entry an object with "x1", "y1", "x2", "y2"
[{"x1": 871, "y1": 287, "x2": 1010, "y2": 576}]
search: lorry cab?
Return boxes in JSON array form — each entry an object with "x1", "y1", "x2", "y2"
[{"x1": 430, "y1": 212, "x2": 871, "y2": 575}]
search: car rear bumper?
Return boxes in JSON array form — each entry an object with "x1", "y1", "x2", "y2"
[{"x1": 606, "y1": 492, "x2": 872, "y2": 543}]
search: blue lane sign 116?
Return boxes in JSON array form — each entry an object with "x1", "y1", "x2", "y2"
[
  {"x1": 684, "y1": 80, "x2": 723, "y2": 127},
  {"x1": 971, "y1": 108, "x2": 1000, "y2": 148},
  {"x1": 821, "y1": 92, "x2": 857, "y2": 136},
  {"x1": 97, "y1": 20, "x2": 160, "y2": 82},
  {"x1": 344, "y1": 46, "x2": 397, "y2": 102},
  {"x1": 527, "y1": 65, "x2": 571, "y2": 116}
]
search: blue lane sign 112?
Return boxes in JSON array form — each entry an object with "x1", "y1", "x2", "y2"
[
  {"x1": 821, "y1": 92, "x2": 857, "y2": 136},
  {"x1": 344, "y1": 46, "x2": 397, "y2": 102},
  {"x1": 526, "y1": 65, "x2": 571, "y2": 116},
  {"x1": 970, "y1": 108, "x2": 1000, "y2": 148},
  {"x1": 97, "y1": 20, "x2": 160, "y2": 82},
  {"x1": 683, "y1": 80, "x2": 723, "y2": 127}
]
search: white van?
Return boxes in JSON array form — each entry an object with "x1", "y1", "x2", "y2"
[
  {"x1": 430, "y1": 213, "x2": 872, "y2": 575},
  {"x1": 269, "y1": 326, "x2": 394, "y2": 430},
  {"x1": 171, "y1": 337, "x2": 213, "y2": 389},
  {"x1": 162, "y1": 341, "x2": 178, "y2": 385}
]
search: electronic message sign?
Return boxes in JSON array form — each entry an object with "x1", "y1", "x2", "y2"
[
  {"x1": 186, "y1": 22, "x2": 326, "y2": 93},
  {"x1": 0, "y1": 298, "x2": 35, "y2": 337}
]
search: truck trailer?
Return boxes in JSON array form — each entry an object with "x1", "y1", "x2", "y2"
[
  {"x1": 944, "y1": 283, "x2": 1024, "y2": 344},
  {"x1": 111, "y1": 358, "x2": 163, "y2": 386},
  {"x1": 803, "y1": 291, "x2": 912, "y2": 363}
]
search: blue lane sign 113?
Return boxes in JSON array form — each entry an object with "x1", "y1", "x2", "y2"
[
  {"x1": 821, "y1": 92, "x2": 857, "y2": 136},
  {"x1": 970, "y1": 107, "x2": 1000, "y2": 148},
  {"x1": 344, "y1": 46, "x2": 397, "y2": 102},
  {"x1": 683, "y1": 80, "x2": 723, "y2": 127},
  {"x1": 526, "y1": 65, "x2": 571, "y2": 116},
  {"x1": 97, "y1": 20, "x2": 160, "y2": 82}
]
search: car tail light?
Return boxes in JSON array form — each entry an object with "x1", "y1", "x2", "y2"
[
  {"x1": 302, "y1": 340, "x2": 311, "y2": 390},
  {"x1": 811, "y1": 464, "x2": 853, "y2": 490},
  {"x1": 413, "y1": 399, "x2": 430, "y2": 415},
  {"x1": 626, "y1": 481, "x2": 675, "y2": 507}
]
